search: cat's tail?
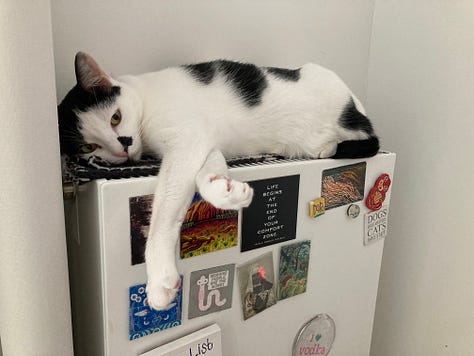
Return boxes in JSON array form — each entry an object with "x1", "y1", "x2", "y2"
[{"x1": 332, "y1": 136, "x2": 380, "y2": 159}]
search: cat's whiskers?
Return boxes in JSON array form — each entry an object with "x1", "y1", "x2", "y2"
[
  {"x1": 137, "y1": 123, "x2": 145, "y2": 139},
  {"x1": 59, "y1": 127, "x2": 82, "y2": 142}
]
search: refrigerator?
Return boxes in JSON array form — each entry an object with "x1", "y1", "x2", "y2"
[{"x1": 66, "y1": 152, "x2": 396, "y2": 356}]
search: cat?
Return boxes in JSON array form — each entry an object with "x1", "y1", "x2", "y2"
[{"x1": 58, "y1": 52, "x2": 379, "y2": 310}]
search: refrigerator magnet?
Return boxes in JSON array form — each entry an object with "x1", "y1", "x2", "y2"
[
  {"x1": 278, "y1": 240, "x2": 311, "y2": 300},
  {"x1": 241, "y1": 175, "x2": 300, "y2": 252},
  {"x1": 346, "y1": 204, "x2": 360, "y2": 218},
  {"x1": 237, "y1": 252, "x2": 277, "y2": 320},
  {"x1": 365, "y1": 173, "x2": 391, "y2": 211},
  {"x1": 129, "y1": 193, "x2": 239, "y2": 264},
  {"x1": 140, "y1": 324, "x2": 223, "y2": 356},
  {"x1": 321, "y1": 162, "x2": 366, "y2": 210},
  {"x1": 364, "y1": 206, "x2": 389, "y2": 245},
  {"x1": 188, "y1": 264, "x2": 235, "y2": 320},
  {"x1": 309, "y1": 197, "x2": 325, "y2": 218},
  {"x1": 129, "y1": 277, "x2": 183, "y2": 340},
  {"x1": 179, "y1": 193, "x2": 239, "y2": 259},
  {"x1": 293, "y1": 314, "x2": 336, "y2": 356}
]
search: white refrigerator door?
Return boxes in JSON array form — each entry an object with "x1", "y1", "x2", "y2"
[{"x1": 72, "y1": 153, "x2": 395, "y2": 356}]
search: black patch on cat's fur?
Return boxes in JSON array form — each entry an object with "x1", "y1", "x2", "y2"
[
  {"x1": 339, "y1": 98, "x2": 374, "y2": 134},
  {"x1": 57, "y1": 85, "x2": 121, "y2": 156},
  {"x1": 217, "y1": 60, "x2": 267, "y2": 106},
  {"x1": 335, "y1": 98, "x2": 379, "y2": 158},
  {"x1": 266, "y1": 67, "x2": 301, "y2": 81},
  {"x1": 183, "y1": 62, "x2": 216, "y2": 85},
  {"x1": 332, "y1": 136, "x2": 379, "y2": 158},
  {"x1": 184, "y1": 60, "x2": 268, "y2": 107},
  {"x1": 117, "y1": 136, "x2": 133, "y2": 152}
]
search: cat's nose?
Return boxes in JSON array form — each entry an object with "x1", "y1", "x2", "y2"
[{"x1": 117, "y1": 136, "x2": 133, "y2": 152}]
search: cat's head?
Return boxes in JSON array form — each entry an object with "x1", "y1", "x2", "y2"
[{"x1": 58, "y1": 52, "x2": 143, "y2": 164}]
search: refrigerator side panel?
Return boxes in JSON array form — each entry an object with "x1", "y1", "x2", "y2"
[{"x1": 68, "y1": 181, "x2": 107, "y2": 356}]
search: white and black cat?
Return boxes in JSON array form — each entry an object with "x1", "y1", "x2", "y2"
[{"x1": 58, "y1": 52, "x2": 379, "y2": 310}]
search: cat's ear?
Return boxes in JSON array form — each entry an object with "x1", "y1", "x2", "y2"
[{"x1": 74, "y1": 52, "x2": 112, "y2": 92}]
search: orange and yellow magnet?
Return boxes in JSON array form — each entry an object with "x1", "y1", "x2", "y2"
[{"x1": 309, "y1": 197, "x2": 326, "y2": 218}]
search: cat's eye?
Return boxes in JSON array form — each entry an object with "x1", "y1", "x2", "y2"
[
  {"x1": 111, "y1": 110, "x2": 122, "y2": 126},
  {"x1": 79, "y1": 143, "x2": 99, "y2": 154}
]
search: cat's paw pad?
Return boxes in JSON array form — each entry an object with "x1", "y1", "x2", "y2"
[
  {"x1": 200, "y1": 174, "x2": 253, "y2": 210},
  {"x1": 146, "y1": 268, "x2": 181, "y2": 310}
]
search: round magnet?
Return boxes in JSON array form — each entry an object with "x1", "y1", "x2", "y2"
[
  {"x1": 366, "y1": 188, "x2": 384, "y2": 211},
  {"x1": 347, "y1": 204, "x2": 360, "y2": 218},
  {"x1": 366, "y1": 173, "x2": 392, "y2": 211},
  {"x1": 375, "y1": 173, "x2": 391, "y2": 193},
  {"x1": 293, "y1": 314, "x2": 336, "y2": 356}
]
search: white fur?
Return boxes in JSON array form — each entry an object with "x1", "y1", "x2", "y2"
[
  {"x1": 76, "y1": 83, "x2": 143, "y2": 164},
  {"x1": 76, "y1": 61, "x2": 368, "y2": 309}
]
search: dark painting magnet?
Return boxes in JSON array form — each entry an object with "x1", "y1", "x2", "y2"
[
  {"x1": 241, "y1": 175, "x2": 300, "y2": 252},
  {"x1": 278, "y1": 241, "x2": 311, "y2": 300},
  {"x1": 321, "y1": 162, "x2": 366, "y2": 210},
  {"x1": 237, "y1": 252, "x2": 277, "y2": 320}
]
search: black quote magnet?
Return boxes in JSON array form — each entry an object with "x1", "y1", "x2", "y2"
[{"x1": 241, "y1": 175, "x2": 300, "y2": 252}]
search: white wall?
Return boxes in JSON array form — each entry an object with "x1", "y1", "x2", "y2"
[
  {"x1": 0, "y1": 1, "x2": 73, "y2": 355},
  {"x1": 52, "y1": 0, "x2": 375, "y2": 103},
  {"x1": 368, "y1": 1, "x2": 474, "y2": 355}
]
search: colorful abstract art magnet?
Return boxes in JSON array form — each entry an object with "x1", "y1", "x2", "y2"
[
  {"x1": 129, "y1": 278, "x2": 183, "y2": 340},
  {"x1": 241, "y1": 175, "x2": 300, "y2": 252},
  {"x1": 278, "y1": 241, "x2": 311, "y2": 300},
  {"x1": 364, "y1": 206, "x2": 389, "y2": 245},
  {"x1": 309, "y1": 198, "x2": 325, "y2": 218},
  {"x1": 321, "y1": 162, "x2": 366, "y2": 210},
  {"x1": 365, "y1": 173, "x2": 391, "y2": 211},
  {"x1": 129, "y1": 193, "x2": 238, "y2": 264},
  {"x1": 237, "y1": 252, "x2": 277, "y2": 320},
  {"x1": 293, "y1": 314, "x2": 336, "y2": 356},
  {"x1": 188, "y1": 264, "x2": 235, "y2": 319},
  {"x1": 346, "y1": 204, "x2": 360, "y2": 219},
  {"x1": 180, "y1": 193, "x2": 238, "y2": 258}
]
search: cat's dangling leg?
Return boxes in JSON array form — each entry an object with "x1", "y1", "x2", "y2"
[
  {"x1": 145, "y1": 149, "x2": 210, "y2": 310},
  {"x1": 146, "y1": 148, "x2": 252, "y2": 310},
  {"x1": 196, "y1": 149, "x2": 253, "y2": 210}
]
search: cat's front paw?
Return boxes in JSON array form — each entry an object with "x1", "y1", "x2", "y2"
[
  {"x1": 146, "y1": 267, "x2": 181, "y2": 310},
  {"x1": 200, "y1": 174, "x2": 254, "y2": 210}
]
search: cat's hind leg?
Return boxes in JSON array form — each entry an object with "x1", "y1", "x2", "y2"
[{"x1": 196, "y1": 149, "x2": 253, "y2": 210}]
